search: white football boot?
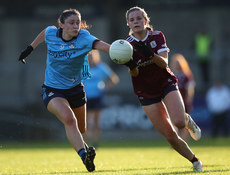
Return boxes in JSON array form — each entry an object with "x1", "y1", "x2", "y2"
[
  {"x1": 193, "y1": 160, "x2": 203, "y2": 172},
  {"x1": 186, "y1": 115, "x2": 201, "y2": 141}
]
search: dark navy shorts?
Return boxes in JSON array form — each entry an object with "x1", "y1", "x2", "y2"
[
  {"x1": 87, "y1": 97, "x2": 104, "y2": 110},
  {"x1": 138, "y1": 84, "x2": 178, "y2": 106},
  {"x1": 42, "y1": 83, "x2": 86, "y2": 108}
]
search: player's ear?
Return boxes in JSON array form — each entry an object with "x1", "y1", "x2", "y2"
[{"x1": 59, "y1": 21, "x2": 63, "y2": 28}]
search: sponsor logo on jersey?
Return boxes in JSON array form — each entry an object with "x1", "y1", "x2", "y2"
[
  {"x1": 137, "y1": 59, "x2": 154, "y2": 67},
  {"x1": 48, "y1": 49, "x2": 76, "y2": 59}
]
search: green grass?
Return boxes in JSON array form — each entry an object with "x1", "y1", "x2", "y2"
[{"x1": 0, "y1": 138, "x2": 230, "y2": 175}]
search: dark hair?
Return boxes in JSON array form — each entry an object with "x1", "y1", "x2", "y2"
[{"x1": 58, "y1": 8, "x2": 90, "y2": 29}]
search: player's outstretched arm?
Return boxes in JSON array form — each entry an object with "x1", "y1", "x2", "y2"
[
  {"x1": 18, "y1": 28, "x2": 46, "y2": 64},
  {"x1": 30, "y1": 28, "x2": 46, "y2": 49},
  {"x1": 94, "y1": 40, "x2": 110, "y2": 53}
]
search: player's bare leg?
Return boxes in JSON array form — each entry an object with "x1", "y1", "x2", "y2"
[
  {"x1": 142, "y1": 102, "x2": 203, "y2": 172},
  {"x1": 84, "y1": 110, "x2": 101, "y2": 148},
  {"x1": 73, "y1": 106, "x2": 96, "y2": 172},
  {"x1": 48, "y1": 98, "x2": 96, "y2": 172},
  {"x1": 47, "y1": 97, "x2": 85, "y2": 151},
  {"x1": 142, "y1": 103, "x2": 195, "y2": 160},
  {"x1": 163, "y1": 90, "x2": 201, "y2": 141}
]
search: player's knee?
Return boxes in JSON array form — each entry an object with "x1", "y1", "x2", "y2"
[
  {"x1": 62, "y1": 112, "x2": 76, "y2": 126},
  {"x1": 174, "y1": 120, "x2": 186, "y2": 129},
  {"x1": 173, "y1": 116, "x2": 185, "y2": 129}
]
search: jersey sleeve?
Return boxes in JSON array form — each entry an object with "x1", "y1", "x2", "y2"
[
  {"x1": 80, "y1": 29, "x2": 98, "y2": 49},
  {"x1": 45, "y1": 26, "x2": 57, "y2": 44},
  {"x1": 156, "y1": 31, "x2": 169, "y2": 54}
]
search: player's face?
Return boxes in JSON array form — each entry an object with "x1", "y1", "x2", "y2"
[
  {"x1": 127, "y1": 10, "x2": 147, "y2": 34},
  {"x1": 61, "y1": 14, "x2": 81, "y2": 39}
]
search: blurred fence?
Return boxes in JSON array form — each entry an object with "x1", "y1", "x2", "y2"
[{"x1": 1, "y1": 94, "x2": 230, "y2": 141}]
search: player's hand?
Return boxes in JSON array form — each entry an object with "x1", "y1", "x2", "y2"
[
  {"x1": 124, "y1": 58, "x2": 138, "y2": 70},
  {"x1": 128, "y1": 67, "x2": 139, "y2": 77},
  {"x1": 134, "y1": 40, "x2": 154, "y2": 58},
  {"x1": 124, "y1": 58, "x2": 139, "y2": 76},
  {"x1": 18, "y1": 45, "x2": 33, "y2": 64}
]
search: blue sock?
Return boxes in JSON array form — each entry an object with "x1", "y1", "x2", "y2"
[{"x1": 78, "y1": 148, "x2": 86, "y2": 161}]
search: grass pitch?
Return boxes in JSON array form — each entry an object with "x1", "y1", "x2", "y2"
[{"x1": 0, "y1": 137, "x2": 230, "y2": 175}]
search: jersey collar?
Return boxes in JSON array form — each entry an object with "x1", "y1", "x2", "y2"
[
  {"x1": 56, "y1": 28, "x2": 78, "y2": 42},
  {"x1": 130, "y1": 30, "x2": 149, "y2": 42}
]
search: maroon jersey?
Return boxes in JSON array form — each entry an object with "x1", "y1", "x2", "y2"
[{"x1": 126, "y1": 30, "x2": 177, "y2": 99}]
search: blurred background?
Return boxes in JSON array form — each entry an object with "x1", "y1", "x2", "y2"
[{"x1": 0, "y1": 0, "x2": 230, "y2": 142}]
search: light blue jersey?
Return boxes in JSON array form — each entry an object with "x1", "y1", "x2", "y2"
[
  {"x1": 44, "y1": 26, "x2": 98, "y2": 89},
  {"x1": 84, "y1": 63, "x2": 112, "y2": 99}
]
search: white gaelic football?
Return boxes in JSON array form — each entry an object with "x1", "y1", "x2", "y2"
[{"x1": 109, "y1": 39, "x2": 133, "y2": 64}]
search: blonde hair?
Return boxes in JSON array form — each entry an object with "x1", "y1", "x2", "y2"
[
  {"x1": 126, "y1": 6, "x2": 153, "y2": 35},
  {"x1": 170, "y1": 53, "x2": 193, "y2": 78}
]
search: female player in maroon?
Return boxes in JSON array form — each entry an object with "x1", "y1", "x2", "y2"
[
  {"x1": 124, "y1": 6, "x2": 203, "y2": 172},
  {"x1": 170, "y1": 53, "x2": 196, "y2": 141}
]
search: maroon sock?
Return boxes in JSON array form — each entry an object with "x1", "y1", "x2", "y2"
[{"x1": 190, "y1": 155, "x2": 199, "y2": 163}]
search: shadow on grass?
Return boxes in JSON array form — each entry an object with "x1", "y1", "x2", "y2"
[
  {"x1": 47, "y1": 167, "x2": 164, "y2": 174},
  {"x1": 3, "y1": 165, "x2": 229, "y2": 175},
  {"x1": 47, "y1": 166, "x2": 230, "y2": 175}
]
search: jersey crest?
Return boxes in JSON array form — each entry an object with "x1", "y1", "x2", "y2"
[{"x1": 150, "y1": 41, "x2": 157, "y2": 48}]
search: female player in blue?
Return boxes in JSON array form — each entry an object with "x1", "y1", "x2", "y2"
[
  {"x1": 84, "y1": 50, "x2": 119, "y2": 148},
  {"x1": 125, "y1": 6, "x2": 203, "y2": 172},
  {"x1": 18, "y1": 9, "x2": 110, "y2": 172}
]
